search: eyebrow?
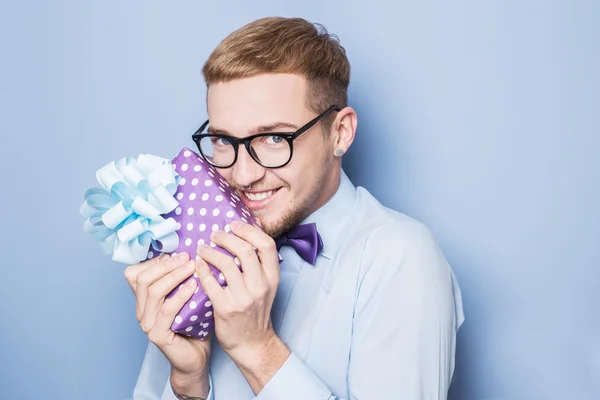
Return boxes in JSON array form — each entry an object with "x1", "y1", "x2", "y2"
[{"x1": 207, "y1": 121, "x2": 300, "y2": 136}]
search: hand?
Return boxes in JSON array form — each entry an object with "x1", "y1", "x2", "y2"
[
  {"x1": 124, "y1": 253, "x2": 211, "y2": 397},
  {"x1": 195, "y1": 220, "x2": 281, "y2": 357}
]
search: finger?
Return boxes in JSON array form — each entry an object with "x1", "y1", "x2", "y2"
[
  {"x1": 196, "y1": 258, "x2": 227, "y2": 308},
  {"x1": 135, "y1": 253, "x2": 190, "y2": 320},
  {"x1": 196, "y1": 244, "x2": 246, "y2": 292},
  {"x1": 210, "y1": 230, "x2": 264, "y2": 286},
  {"x1": 140, "y1": 260, "x2": 196, "y2": 334},
  {"x1": 148, "y1": 277, "x2": 198, "y2": 346},
  {"x1": 230, "y1": 221, "x2": 279, "y2": 284},
  {"x1": 124, "y1": 253, "x2": 168, "y2": 292},
  {"x1": 135, "y1": 253, "x2": 186, "y2": 319}
]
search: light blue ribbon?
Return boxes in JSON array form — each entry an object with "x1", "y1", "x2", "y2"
[{"x1": 80, "y1": 154, "x2": 181, "y2": 264}]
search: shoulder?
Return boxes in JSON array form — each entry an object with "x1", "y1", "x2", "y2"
[
  {"x1": 351, "y1": 187, "x2": 450, "y2": 282},
  {"x1": 354, "y1": 187, "x2": 441, "y2": 258}
]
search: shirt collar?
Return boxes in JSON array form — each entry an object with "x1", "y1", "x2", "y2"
[{"x1": 300, "y1": 169, "x2": 357, "y2": 260}]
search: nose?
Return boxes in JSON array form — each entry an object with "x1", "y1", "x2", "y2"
[{"x1": 231, "y1": 145, "x2": 266, "y2": 188}]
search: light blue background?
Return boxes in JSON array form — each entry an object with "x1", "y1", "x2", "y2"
[{"x1": 1, "y1": 1, "x2": 598, "y2": 399}]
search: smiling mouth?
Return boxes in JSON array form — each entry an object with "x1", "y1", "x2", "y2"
[
  {"x1": 240, "y1": 188, "x2": 281, "y2": 209},
  {"x1": 243, "y1": 190, "x2": 275, "y2": 201}
]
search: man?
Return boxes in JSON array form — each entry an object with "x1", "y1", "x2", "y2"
[{"x1": 126, "y1": 16, "x2": 464, "y2": 400}]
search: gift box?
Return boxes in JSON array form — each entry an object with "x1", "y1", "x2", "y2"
[
  {"x1": 81, "y1": 147, "x2": 265, "y2": 339},
  {"x1": 161, "y1": 147, "x2": 262, "y2": 338}
]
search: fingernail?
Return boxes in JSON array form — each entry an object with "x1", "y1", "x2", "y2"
[
  {"x1": 185, "y1": 278, "x2": 196, "y2": 288},
  {"x1": 185, "y1": 261, "x2": 195, "y2": 269},
  {"x1": 195, "y1": 258, "x2": 207, "y2": 272},
  {"x1": 231, "y1": 221, "x2": 242, "y2": 228},
  {"x1": 176, "y1": 252, "x2": 188, "y2": 262},
  {"x1": 198, "y1": 244, "x2": 209, "y2": 252}
]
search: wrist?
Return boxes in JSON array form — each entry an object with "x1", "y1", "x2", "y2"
[
  {"x1": 227, "y1": 333, "x2": 291, "y2": 395},
  {"x1": 230, "y1": 332, "x2": 289, "y2": 372},
  {"x1": 170, "y1": 370, "x2": 210, "y2": 399}
]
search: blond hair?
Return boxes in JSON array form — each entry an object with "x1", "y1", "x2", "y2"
[{"x1": 203, "y1": 17, "x2": 350, "y2": 130}]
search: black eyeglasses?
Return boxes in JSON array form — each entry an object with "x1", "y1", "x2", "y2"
[{"x1": 191, "y1": 105, "x2": 341, "y2": 169}]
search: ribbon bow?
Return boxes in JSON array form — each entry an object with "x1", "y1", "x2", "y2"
[
  {"x1": 80, "y1": 154, "x2": 181, "y2": 264},
  {"x1": 275, "y1": 223, "x2": 324, "y2": 265}
]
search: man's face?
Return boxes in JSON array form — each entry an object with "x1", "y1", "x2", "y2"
[{"x1": 206, "y1": 74, "x2": 337, "y2": 238}]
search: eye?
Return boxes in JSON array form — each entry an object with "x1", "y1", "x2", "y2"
[
  {"x1": 212, "y1": 137, "x2": 232, "y2": 146},
  {"x1": 266, "y1": 135, "x2": 285, "y2": 145}
]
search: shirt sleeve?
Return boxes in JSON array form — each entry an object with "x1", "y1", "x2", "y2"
[
  {"x1": 133, "y1": 342, "x2": 214, "y2": 400},
  {"x1": 256, "y1": 223, "x2": 464, "y2": 400},
  {"x1": 254, "y1": 352, "x2": 335, "y2": 400}
]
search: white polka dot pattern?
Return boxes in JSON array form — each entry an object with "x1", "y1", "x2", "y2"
[{"x1": 159, "y1": 147, "x2": 265, "y2": 339}]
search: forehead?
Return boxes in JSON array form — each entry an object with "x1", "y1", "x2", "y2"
[{"x1": 206, "y1": 74, "x2": 312, "y2": 133}]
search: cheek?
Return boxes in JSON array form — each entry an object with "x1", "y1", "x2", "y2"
[
  {"x1": 219, "y1": 168, "x2": 234, "y2": 183},
  {"x1": 281, "y1": 151, "x2": 327, "y2": 196}
]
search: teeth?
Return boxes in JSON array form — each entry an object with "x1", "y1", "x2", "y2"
[{"x1": 244, "y1": 190, "x2": 274, "y2": 201}]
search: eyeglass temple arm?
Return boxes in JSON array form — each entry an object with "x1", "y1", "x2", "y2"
[{"x1": 292, "y1": 105, "x2": 341, "y2": 138}]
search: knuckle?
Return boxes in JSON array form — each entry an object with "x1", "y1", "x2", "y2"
[
  {"x1": 221, "y1": 303, "x2": 234, "y2": 316},
  {"x1": 236, "y1": 298, "x2": 253, "y2": 312},
  {"x1": 240, "y1": 243, "x2": 254, "y2": 253},
  {"x1": 254, "y1": 284, "x2": 269, "y2": 298},
  {"x1": 227, "y1": 259, "x2": 239, "y2": 271},
  {"x1": 139, "y1": 320, "x2": 151, "y2": 334},
  {"x1": 261, "y1": 238, "x2": 276, "y2": 251},
  {"x1": 217, "y1": 261, "x2": 234, "y2": 275},
  {"x1": 147, "y1": 330, "x2": 162, "y2": 345},
  {"x1": 146, "y1": 285, "x2": 160, "y2": 300},
  {"x1": 124, "y1": 266, "x2": 136, "y2": 282},
  {"x1": 159, "y1": 302, "x2": 175, "y2": 316},
  {"x1": 198, "y1": 275, "x2": 211, "y2": 287},
  {"x1": 136, "y1": 273, "x2": 151, "y2": 288},
  {"x1": 240, "y1": 244, "x2": 255, "y2": 257},
  {"x1": 227, "y1": 307, "x2": 241, "y2": 316}
]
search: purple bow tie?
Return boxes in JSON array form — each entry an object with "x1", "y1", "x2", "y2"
[{"x1": 275, "y1": 223, "x2": 324, "y2": 265}]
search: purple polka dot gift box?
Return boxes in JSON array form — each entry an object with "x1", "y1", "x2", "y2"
[
  {"x1": 161, "y1": 147, "x2": 263, "y2": 338},
  {"x1": 80, "y1": 147, "x2": 267, "y2": 339}
]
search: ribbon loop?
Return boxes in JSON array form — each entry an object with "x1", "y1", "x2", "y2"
[{"x1": 81, "y1": 153, "x2": 181, "y2": 264}]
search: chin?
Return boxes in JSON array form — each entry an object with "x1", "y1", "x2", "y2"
[
  {"x1": 259, "y1": 205, "x2": 309, "y2": 239},
  {"x1": 249, "y1": 183, "x2": 322, "y2": 238},
  {"x1": 257, "y1": 215, "x2": 284, "y2": 238}
]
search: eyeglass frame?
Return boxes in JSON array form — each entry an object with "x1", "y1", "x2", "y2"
[{"x1": 191, "y1": 105, "x2": 341, "y2": 169}]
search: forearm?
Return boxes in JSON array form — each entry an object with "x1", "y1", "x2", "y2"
[{"x1": 229, "y1": 334, "x2": 291, "y2": 395}]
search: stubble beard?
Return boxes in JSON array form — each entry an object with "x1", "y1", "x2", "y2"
[{"x1": 259, "y1": 171, "x2": 328, "y2": 239}]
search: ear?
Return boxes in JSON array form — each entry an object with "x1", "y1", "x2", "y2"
[{"x1": 330, "y1": 106, "x2": 357, "y2": 157}]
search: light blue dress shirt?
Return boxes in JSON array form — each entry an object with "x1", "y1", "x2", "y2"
[{"x1": 133, "y1": 170, "x2": 465, "y2": 399}]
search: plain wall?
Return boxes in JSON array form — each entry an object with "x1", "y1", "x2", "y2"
[{"x1": 1, "y1": 1, "x2": 598, "y2": 399}]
